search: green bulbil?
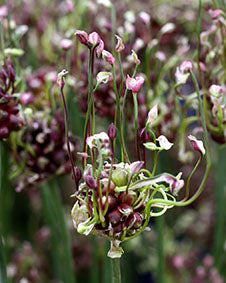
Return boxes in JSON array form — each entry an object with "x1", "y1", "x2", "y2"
[{"x1": 112, "y1": 169, "x2": 128, "y2": 187}]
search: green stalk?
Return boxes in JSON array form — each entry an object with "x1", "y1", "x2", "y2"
[
  {"x1": 41, "y1": 182, "x2": 76, "y2": 283},
  {"x1": 0, "y1": 142, "x2": 7, "y2": 283},
  {"x1": 111, "y1": 258, "x2": 121, "y2": 283},
  {"x1": 197, "y1": 0, "x2": 204, "y2": 88},
  {"x1": 157, "y1": 216, "x2": 165, "y2": 283},
  {"x1": 213, "y1": 146, "x2": 226, "y2": 275},
  {"x1": 133, "y1": 93, "x2": 139, "y2": 159}
]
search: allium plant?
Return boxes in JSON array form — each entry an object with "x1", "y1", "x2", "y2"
[{"x1": 58, "y1": 28, "x2": 211, "y2": 282}]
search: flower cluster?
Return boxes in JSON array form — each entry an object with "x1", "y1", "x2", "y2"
[{"x1": 0, "y1": 59, "x2": 23, "y2": 139}]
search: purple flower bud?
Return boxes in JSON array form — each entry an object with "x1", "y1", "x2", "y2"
[
  {"x1": 74, "y1": 166, "x2": 82, "y2": 183},
  {"x1": 102, "y1": 50, "x2": 115, "y2": 65},
  {"x1": 209, "y1": 9, "x2": 222, "y2": 19},
  {"x1": 115, "y1": 35, "x2": 125, "y2": 52},
  {"x1": 107, "y1": 209, "x2": 121, "y2": 225},
  {"x1": 119, "y1": 203, "x2": 133, "y2": 216},
  {"x1": 20, "y1": 92, "x2": 34, "y2": 105},
  {"x1": 107, "y1": 195, "x2": 118, "y2": 211},
  {"x1": 119, "y1": 192, "x2": 134, "y2": 206},
  {"x1": 88, "y1": 32, "x2": 101, "y2": 47},
  {"x1": 126, "y1": 75, "x2": 145, "y2": 93},
  {"x1": 129, "y1": 161, "x2": 144, "y2": 174},
  {"x1": 126, "y1": 212, "x2": 143, "y2": 229},
  {"x1": 85, "y1": 175, "x2": 97, "y2": 189},
  {"x1": 108, "y1": 123, "x2": 117, "y2": 140},
  {"x1": 188, "y1": 135, "x2": 206, "y2": 155},
  {"x1": 74, "y1": 30, "x2": 89, "y2": 46},
  {"x1": 96, "y1": 39, "x2": 104, "y2": 57}
]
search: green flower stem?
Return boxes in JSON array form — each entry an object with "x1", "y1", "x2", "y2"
[
  {"x1": 41, "y1": 182, "x2": 76, "y2": 283},
  {"x1": 82, "y1": 47, "x2": 95, "y2": 168},
  {"x1": 132, "y1": 92, "x2": 139, "y2": 159},
  {"x1": 118, "y1": 53, "x2": 124, "y2": 96},
  {"x1": 111, "y1": 4, "x2": 116, "y2": 57},
  {"x1": 60, "y1": 85, "x2": 77, "y2": 183},
  {"x1": 197, "y1": 0, "x2": 204, "y2": 88},
  {"x1": 0, "y1": 22, "x2": 6, "y2": 62},
  {"x1": 111, "y1": 258, "x2": 121, "y2": 283},
  {"x1": 157, "y1": 215, "x2": 165, "y2": 283},
  {"x1": 0, "y1": 142, "x2": 7, "y2": 283},
  {"x1": 213, "y1": 146, "x2": 226, "y2": 275}
]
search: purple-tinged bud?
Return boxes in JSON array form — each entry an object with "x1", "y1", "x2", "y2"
[
  {"x1": 61, "y1": 38, "x2": 73, "y2": 51},
  {"x1": 74, "y1": 30, "x2": 89, "y2": 46},
  {"x1": 209, "y1": 84, "x2": 223, "y2": 99},
  {"x1": 112, "y1": 223, "x2": 124, "y2": 234},
  {"x1": 129, "y1": 161, "x2": 144, "y2": 174},
  {"x1": 107, "y1": 209, "x2": 121, "y2": 225},
  {"x1": 139, "y1": 11, "x2": 151, "y2": 25},
  {"x1": 0, "y1": 126, "x2": 9, "y2": 139},
  {"x1": 131, "y1": 50, "x2": 140, "y2": 65},
  {"x1": 180, "y1": 61, "x2": 193, "y2": 73},
  {"x1": 85, "y1": 175, "x2": 97, "y2": 189},
  {"x1": 126, "y1": 75, "x2": 145, "y2": 93},
  {"x1": 88, "y1": 32, "x2": 101, "y2": 47},
  {"x1": 102, "y1": 50, "x2": 115, "y2": 65},
  {"x1": 74, "y1": 166, "x2": 82, "y2": 183},
  {"x1": 96, "y1": 39, "x2": 104, "y2": 57},
  {"x1": 108, "y1": 123, "x2": 117, "y2": 140},
  {"x1": 115, "y1": 35, "x2": 125, "y2": 52},
  {"x1": 188, "y1": 135, "x2": 206, "y2": 155},
  {"x1": 140, "y1": 128, "x2": 149, "y2": 143},
  {"x1": 20, "y1": 92, "x2": 34, "y2": 105}
]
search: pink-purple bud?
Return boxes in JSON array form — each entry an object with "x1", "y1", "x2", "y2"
[
  {"x1": 88, "y1": 32, "x2": 101, "y2": 47},
  {"x1": 115, "y1": 35, "x2": 125, "y2": 52},
  {"x1": 74, "y1": 30, "x2": 89, "y2": 45},
  {"x1": 108, "y1": 209, "x2": 121, "y2": 225},
  {"x1": 74, "y1": 166, "x2": 82, "y2": 183},
  {"x1": 126, "y1": 75, "x2": 145, "y2": 93},
  {"x1": 108, "y1": 123, "x2": 117, "y2": 140},
  {"x1": 102, "y1": 50, "x2": 115, "y2": 65},
  {"x1": 188, "y1": 135, "x2": 206, "y2": 155},
  {"x1": 209, "y1": 9, "x2": 222, "y2": 19},
  {"x1": 85, "y1": 175, "x2": 97, "y2": 189},
  {"x1": 180, "y1": 61, "x2": 193, "y2": 73},
  {"x1": 20, "y1": 92, "x2": 34, "y2": 105},
  {"x1": 96, "y1": 39, "x2": 104, "y2": 57}
]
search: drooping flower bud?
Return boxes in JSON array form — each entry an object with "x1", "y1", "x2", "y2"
[
  {"x1": 188, "y1": 135, "x2": 206, "y2": 155},
  {"x1": 74, "y1": 30, "x2": 89, "y2": 46},
  {"x1": 156, "y1": 135, "x2": 173, "y2": 150},
  {"x1": 115, "y1": 35, "x2": 125, "y2": 52},
  {"x1": 131, "y1": 50, "x2": 140, "y2": 65},
  {"x1": 160, "y1": 23, "x2": 175, "y2": 34},
  {"x1": 74, "y1": 166, "x2": 82, "y2": 183},
  {"x1": 96, "y1": 72, "x2": 112, "y2": 84},
  {"x1": 147, "y1": 104, "x2": 158, "y2": 126},
  {"x1": 175, "y1": 61, "x2": 193, "y2": 85},
  {"x1": 108, "y1": 123, "x2": 117, "y2": 140},
  {"x1": 139, "y1": 11, "x2": 151, "y2": 25},
  {"x1": 57, "y1": 69, "x2": 68, "y2": 87},
  {"x1": 96, "y1": 39, "x2": 104, "y2": 57},
  {"x1": 102, "y1": 50, "x2": 115, "y2": 65},
  {"x1": 85, "y1": 175, "x2": 97, "y2": 189},
  {"x1": 126, "y1": 75, "x2": 145, "y2": 93},
  {"x1": 129, "y1": 161, "x2": 144, "y2": 174}
]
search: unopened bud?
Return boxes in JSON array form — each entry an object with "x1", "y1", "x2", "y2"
[
  {"x1": 115, "y1": 35, "x2": 125, "y2": 52},
  {"x1": 61, "y1": 38, "x2": 73, "y2": 51},
  {"x1": 20, "y1": 92, "x2": 34, "y2": 105},
  {"x1": 88, "y1": 32, "x2": 101, "y2": 47},
  {"x1": 107, "y1": 209, "x2": 121, "y2": 225},
  {"x1": 126, "y1": 75, "x2": 145, "y2": 93},
  {"x1": 85, "y1": 175, "x2": 97, "y2": 189},
  {"x1": 74, "y1": 166, "x2": 82, "y2": 183},
  {"x1": 108, "y1": 123, "x2": 117, "y2": 140},
  {"x1": 96, "y1": 39, "x2": 104, "y2": 57},
  {"x1": 102, "y1": 50, "x2": 115, "y2": 65},
  {"x1": 131, "y1": 50, "x2": 140, "y2": 65},
  {"x1": 74, "y1": 30, "x2": 89, "y2": 46}
]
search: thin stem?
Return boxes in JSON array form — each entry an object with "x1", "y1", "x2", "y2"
[
  {"x1": 157, "y1": 216, "x2": 165, "y2": 283},
  {"x1": 111, "y1": 258, "x2": 121, "y2": 283},
  {"x1": 197, "y1": 0, "x2": 204, "y2": 88},
  {"x1": 133, "y1": 92, "x2": 139, "y2": 159},
  {"x1": 60, "y1": 85, "x2": 77, "y2": 185},
  {"x1": 0, "y1": 143, "x2": 7, "y2": 283}
]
